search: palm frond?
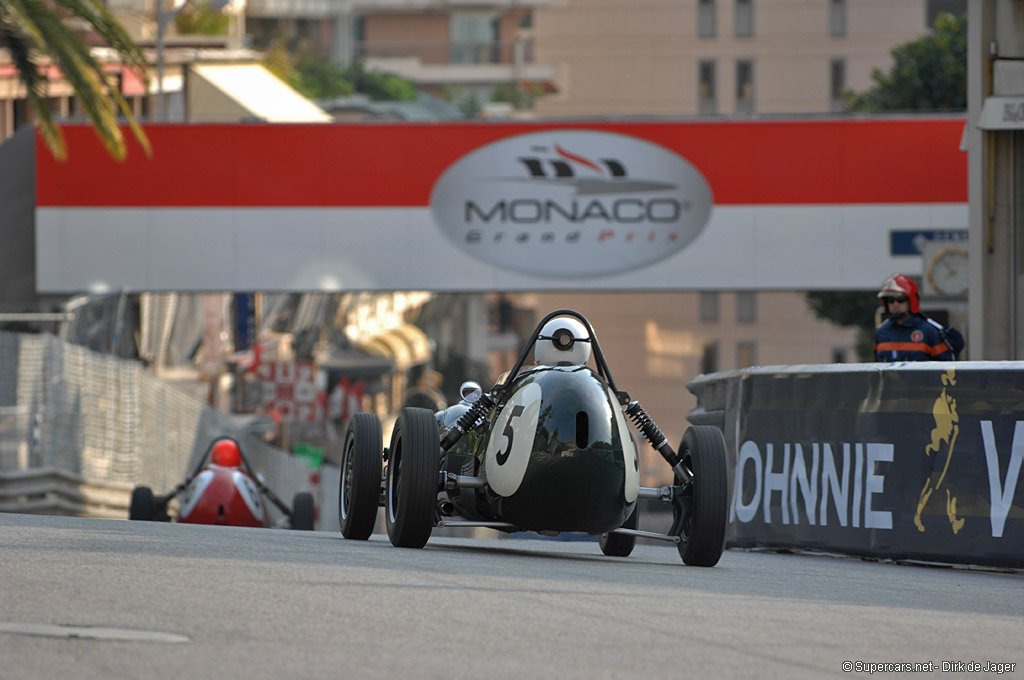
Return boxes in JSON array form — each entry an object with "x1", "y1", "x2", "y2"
[
  {"x1": 55, "y1": 0, "x2": 150, "y2": 79},
  {"x1": 0, "y1": 23, "x2": 66, "y2": 159},
  {"x1": 2, "y1": 0, "x2": 151, "y2": 160}
]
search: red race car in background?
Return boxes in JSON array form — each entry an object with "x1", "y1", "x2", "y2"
[{"x1": 129, "y1": 437, "x2": 315, "y2": 530}]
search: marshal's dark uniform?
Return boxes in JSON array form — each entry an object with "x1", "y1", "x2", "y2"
[
  {"x1": 874, "y1": 314, "x2": 955, "y2": 362},
  {"x1": 873, "y1": 273, "x2": 963, "y2": 362}
]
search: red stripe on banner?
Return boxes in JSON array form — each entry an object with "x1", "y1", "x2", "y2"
[{"x1": 35, "y1": 118, "x2": 967, "y2": 208}]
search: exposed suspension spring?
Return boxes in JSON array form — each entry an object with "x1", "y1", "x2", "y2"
[
  {"x1": 440, "y1": 393, "x2": 495, "y2": 451},
  {"x1": 625, "y1": 401, "x2": 680, "y2": 467}
]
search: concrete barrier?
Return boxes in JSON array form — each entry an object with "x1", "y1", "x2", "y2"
[{"x1": 688, "y1": 362, "x2": 1024, "y2": 568}]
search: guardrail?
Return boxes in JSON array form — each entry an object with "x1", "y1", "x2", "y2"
[
  {"x1": 1, "y1": 331, "x2": 319, "y2": 525},
  {"x1": 0, "y1": 467, "x2": 133, "y2": 519}
]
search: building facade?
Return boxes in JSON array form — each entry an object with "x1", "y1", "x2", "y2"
[
  {"x1": 0, "y1": 0, "x2": 976, "y2": 484},
  {"x1": 532, "y1": 0, "x2": 962, "y2": 117}
]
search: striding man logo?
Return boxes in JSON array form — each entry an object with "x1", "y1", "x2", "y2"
[{"x1": 914, "y1": 368, "x2": 965, "y2": 534}]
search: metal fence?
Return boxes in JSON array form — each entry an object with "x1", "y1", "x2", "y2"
[{"x1": 0, "y1": 332, "x2": 316, "y2": 523}]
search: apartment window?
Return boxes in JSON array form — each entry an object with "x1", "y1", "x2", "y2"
[
  {"x1": 829, "y1": 0, "x2": 846, "y2": 37},
  {"x1": 352, "y1": 16, "x2": 366, "y2": 59},
  {"x1": 830, "y1": 58, "x2": 846, "y2": 112},
  {"x1": 68, "y1": 95, "x2": 83, "y2": 120},
  {"x1": 699, "y1": 60, "x2": 717, "y2": 115},
  {"x1": 451, "y1": 12, "x2": 500, "y2": 64},
  {"x1": 699, "y1": 291, "x2": 719, "y2": 322},
  {"x1": 12, "y1": 98, "x2": 30, "y2": 131},
  {"x1": 736, "y1": 59, "x2": 754, "y2": 114},
  {"x1": 736, "y1": 342, "x2": 757, "y2": 368},
  {"x1": 736, "y1": 291, "x2": 757, "y2": 322},
  {"x1": 701, "y1": 342, "x2": 719, "y2": 374},
  {"x1": 734, "y1": 0, "x2": 754, "y2": 38},
  {"x1": 698, "y1": 0, "x2": 717, "y2": 38}
]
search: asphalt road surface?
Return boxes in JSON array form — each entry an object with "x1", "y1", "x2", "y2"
[{"x1": 2, "y1": 512, "x2": 1021, "y2": 680}]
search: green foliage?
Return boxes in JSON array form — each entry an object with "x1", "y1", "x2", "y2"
[
  {"x1": 805, "y1": 291, "x2": 880, "y2": 361},
  {"x1": 260, "y1": 50, "x2": 415, "y2": 101},
  {"x1": 442, "y1": 86, "x2": 482, "y2": 117},
  {"x1": 174, "y1": 1, "x2": 230, "y2": 36},
  {"x1": 845, "y1": 13, "x2": 966, "y2": 112},
  {"x1": 342, "y1": 63, "x2": 416, "y2": 101},
  {"x1": 291, "y1": 53, "x2": 353, "y2": 99},
  {"x1": 0, "y1": 0, "x2": 150, "y2": 160},
  {"x1": 490, "y1": 81, "x2": 545, "y2": 109},
  {"x1": 261, "y1": 43, "x2": 294, "y2": 83},
  {"x1": 806, "y1": 291, "x2": 879, "y2": 328},
  {"x1": 458, "y1": 92, "x2": 482, "y2": 118}
]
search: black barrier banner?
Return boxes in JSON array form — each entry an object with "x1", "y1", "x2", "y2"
[{"x1": 723, "y1": 365, "x2": 1023, "y2": 568}]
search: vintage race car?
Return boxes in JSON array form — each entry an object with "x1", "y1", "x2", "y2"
[
  {"x1": 338, "y1": 309, "x2": 729, "y2": 566},
  {"x1": 129, "y1": 437, "x2": 315, "y2": 530}
]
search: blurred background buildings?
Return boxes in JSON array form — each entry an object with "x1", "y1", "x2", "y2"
[{"x1": 1, "y1": 0, "x2": 985, "y2": 486}]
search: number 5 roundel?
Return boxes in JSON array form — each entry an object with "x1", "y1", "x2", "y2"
[{"x1": 484, "y1": 382, "x2": 542, "y2": 497}]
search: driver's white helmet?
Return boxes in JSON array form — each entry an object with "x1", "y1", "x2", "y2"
[{"x1": 534, "y1": 317, "x2": 591, "y2": 366}]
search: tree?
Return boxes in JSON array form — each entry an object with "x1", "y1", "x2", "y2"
[
  {"x1": 1, "y1": 0, "x2": 151, "y2": 160},
  {"x1": 845, "y1": 12, "x2": 966, "y2": 112},
  {"x1": 491, "y1": 81, "x2": 546, "y2": 110},
  {"x1": 174, "y1": 0, "x2": 230, "y2": 36},
  {"x1": 343, "y1": 62, "x2": 416, "y2": 101},
  {"x1": 805, "y1": 291, "x2": 879, "y2": 361},
  {"x1": 808, "y1": 13, "x2": 967, "y2": 361},
  {"x1": 262, "y1": 46, "x2": 415, "y2": 102}
]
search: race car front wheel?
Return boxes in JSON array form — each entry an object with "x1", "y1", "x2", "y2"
[
  {"x1": 598, "y1": 503, "x2": 639, "y2": 557},
  {"x1": 291, "y1": 491, "x2": 316, "y2": 531},
  {"x1": 385, "y1": 407, "x2": 440, "y2": 548},
  {"x1": 129, "y1": 486, "x2": 155, "y2": 521},
  {"x1": 674, "y1": 425, "x2": 728, "y2": 567},
  {"x1": 339, "y1": 412, "x2": 383, "y2": 540}
]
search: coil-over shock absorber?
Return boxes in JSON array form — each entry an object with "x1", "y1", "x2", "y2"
[
  {"x1": 625, "y1": 401, "x2": 692, "y2": 483},
  {"x1": 440, "y1": 392, "x2": 495, "y2": 451}
]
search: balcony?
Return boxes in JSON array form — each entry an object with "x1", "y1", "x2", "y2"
[
  {"x1": 246, "y1": 0, "x2": 350, "y2": 18},
  {"x1": 245, "y1": 0, "x2": 555, "y2": 18},
  {"x1": 349, "y1": 0, "x2": 554, "y2": 9},
  {"x1": 357, "y1": 38, "x2": 555, "y2": 87}
]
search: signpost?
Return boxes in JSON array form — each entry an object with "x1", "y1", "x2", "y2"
[{"x1": 256, "y1": 361, "x2": 321, "y2": 422}]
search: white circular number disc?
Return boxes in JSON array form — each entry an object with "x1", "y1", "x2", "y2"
[{"x1": 484, "y1": 382, "x2": 542, "y2": 497}]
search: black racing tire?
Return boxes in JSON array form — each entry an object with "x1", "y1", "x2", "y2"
[
  {"x1": 598, "y1": 502, "x2": 639, "y2": 557},
  {"x1": 339, "y1": 412, "x2": 383, "y2": 540},
  {"x1": 291, "y1": 491, "x2": 316, "y2": 531},
  {"x1": 675, "y1": 425, "x2": 729, "y2": 567},
  {"x1": 129, "y1": 485, "x2": 155, "y2": 521},
  {"x1": 152, "y1": 495, "x2": 172, "y2": 522},
  {"x1": 385, "y1": 407, "x2": 440, "y2": 549}
]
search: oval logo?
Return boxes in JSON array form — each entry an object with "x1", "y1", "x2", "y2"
[
  {"x1": 430, "y1": 130, "x2": 713, "y2": 277},
  {"x1": 484, "y1": 382, "x2": 542, "y2": 497}
]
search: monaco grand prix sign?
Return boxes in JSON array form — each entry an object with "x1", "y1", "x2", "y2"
[
  {"x1": 430, "y1": 130, "x2": 712, "y2": 277},
  {"x1": 29, "y1": 118, "x2": 967, "y2": 292}
]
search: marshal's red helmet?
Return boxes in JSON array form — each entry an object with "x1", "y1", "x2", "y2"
[
  {"x1": 210, "y1": 439, "x2": 242, "y2": 467},
  {"x1": 878, "y1": 274, "x2": 920, "y2": 313}
]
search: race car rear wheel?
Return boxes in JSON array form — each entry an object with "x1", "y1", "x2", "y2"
[
  {"x1": 129, "y1": 485, "x2": 155, "y2": 521},
  {"x1": 598, "y1": 503, "x2": 639, "y2": 557},
  {"x1": 339, "y1": 412, "x2": 383, "y2": 540},
  {"x1": 385, "y1": 407, "x2": 440, "y2": 549},
  {"x1": 674, "y1": 425, "x2": 728, "y2": 567},
  {"x1": 291, "y1": 491, "x2": 316, "y2": 531}
]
